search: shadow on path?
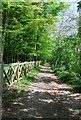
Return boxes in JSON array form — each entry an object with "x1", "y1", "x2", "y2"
[{"x1": 2, "y1": 63, "x2": 81, "y2": 119}]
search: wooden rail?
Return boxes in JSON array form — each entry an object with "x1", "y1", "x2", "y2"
[{"x1": 3, "y1": 61, "x2": 42, "y2": 86}]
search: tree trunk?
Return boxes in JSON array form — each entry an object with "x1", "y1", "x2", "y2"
[{"x1": 0, "y1": 3, "x2": 2, "y2": 119}]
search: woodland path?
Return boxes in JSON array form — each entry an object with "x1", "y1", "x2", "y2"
[{"x1": 2, "y1": 63, "x2": 81, "y2": 119}]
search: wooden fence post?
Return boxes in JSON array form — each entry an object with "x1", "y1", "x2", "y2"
[
  {"x1": 36, "y1": 61, "x2": 37, "y2": 67},
  {"x1": 37, "y1": 61, "x2": 38, "y2": 67},
  {"x1": 31, "y1": 62, "x2": 33, "y2": 70},
  {"x1": 22, "y1": 65, "x2": 25, "y2": 77},
  {"x1": 33, "y1": 61, "x2": 34, "y2": 69},
  {"x1": 26, "y1": 63, "x2": 28, "y2": 73},
  {"x1": 30, "y1": 61, "x2": 31, "y2": 71},
  {"x1": 20, "y1": 64, "x2": 23, "y2": 77},
  {"x1": 28, "y1": 63, "x2": 29, "y2": 72},
  {"x1": 38, "y1": 61, "x2": 39, "y2": 66},
  {"x1": 10, "y1": 66, "x2": 13, "y2": 84},
  {"x1": 30, "y1": 62, "x2": 31, "y2": 71},
  {"x1": 24, "y1": 62, "x2": 27, "y2": 75},
  {"x1": 39, "y1": 61, "x2": 40, "y2": 66},
  {"x1": 34, "y1": 61, "x2": 36, "y2": 68},
  {"x1": 16, "y1": 63, "x2": 19, "y2": 80}
]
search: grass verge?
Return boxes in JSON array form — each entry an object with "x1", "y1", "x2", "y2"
[{"x1": 2, "y1": 64, "x2": 43, "y2": 102}]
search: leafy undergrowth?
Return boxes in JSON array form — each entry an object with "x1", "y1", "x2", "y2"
[
  {"x1": 2, "y1": 65, "x2": 43, "y2": 102},
  {"x1": 2, "y1": 92, "x2": 20, "y2": 102},
  {"x1": 51, "y1": 65, "x2": 81, "y2": 92}
]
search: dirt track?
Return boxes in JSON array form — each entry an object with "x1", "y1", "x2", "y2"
[{"x1": 2, "y1": 63, "x2": 81, "y2": 119}]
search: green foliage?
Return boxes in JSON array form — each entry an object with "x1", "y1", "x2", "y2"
[
  {"x1": 50, "y1": 35, "x2": 81, "y2": 92},
  {"x1": 2, "y1": 92, "x2": 20, "y2": 102},
  {"x1": 2, "y1": 1, "x2": 68, "y2": 63}
]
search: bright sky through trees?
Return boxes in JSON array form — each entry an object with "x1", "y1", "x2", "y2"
[{"x1": 57, "y1": 0, "x2": 79, "y2": 36}]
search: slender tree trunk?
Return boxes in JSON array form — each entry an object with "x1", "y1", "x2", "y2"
[{"x1": 0, "y1": 3, "x2": 2, "y2": 119}]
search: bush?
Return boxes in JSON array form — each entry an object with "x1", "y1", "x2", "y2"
[{"x1": 51, "y1": 63, "x2": 81, "y2": 92}]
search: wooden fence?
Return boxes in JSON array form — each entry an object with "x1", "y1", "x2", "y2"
[{"x1": 3, "y1": 61, "x2": 42, "y2": 86}]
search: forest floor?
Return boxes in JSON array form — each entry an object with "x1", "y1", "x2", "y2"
[{"x1": 2, "y1": 63, "x2": 81, "y2": 119}]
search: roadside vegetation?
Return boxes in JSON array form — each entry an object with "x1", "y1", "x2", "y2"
[
  {"x1": 2, "y1": 64, "x2": 43, "y2": 102},
  {"x1": 49, "y1": 35, "x2": 81, "y2": 92},
  {"x1": 2, "y1": 1, "x2": 81, "y2": 93}
]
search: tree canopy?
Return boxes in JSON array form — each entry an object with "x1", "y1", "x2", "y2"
[{"x1": 2, "y1": 1, "x2": 68, "y2": 63}]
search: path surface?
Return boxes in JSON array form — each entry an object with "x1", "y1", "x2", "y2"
[{"x1": 2, "y1": 63, "x2": 81, "y2": 119}]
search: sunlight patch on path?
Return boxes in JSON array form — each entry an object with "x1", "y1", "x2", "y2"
[{"x1": 2, "y1": 63, "x2": 81, "y2": 119}]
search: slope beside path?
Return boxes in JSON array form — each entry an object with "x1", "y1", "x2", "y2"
[{"x1": 2, "y1": 63, "x2": 81, "y2": 119}]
